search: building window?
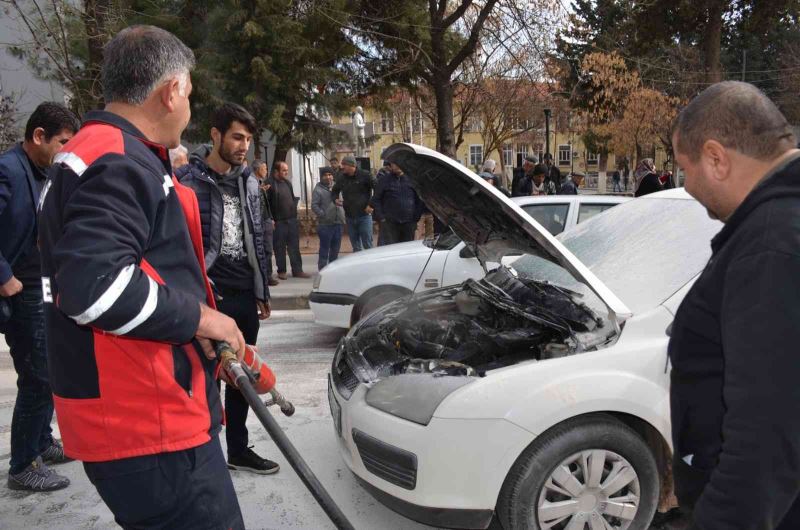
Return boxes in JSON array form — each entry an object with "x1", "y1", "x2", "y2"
[
  {"x1": 411, "y1": 110, "x2": 423, "y2": 134},
  {"x1": 469, "y1": 145, "x2": 483, "y2": 168},
  {"x1": 381, "y1": 112, "x2": 394, "y2": 133},
  {"x1": 534, "y1": 143, "x2": 544, "y2": 164},
  {"x1": 558, "y1": 144, "x2": 571, "y2": 165},
  {"x1": 502, "y1": 144, "x2": 513, "y2": 167},
  {"x1": 466, "y1": 117, "x2": 482, "y2": 133},
  {"x1": 517, "y1": 144, "x2": 529, "y2": 160},
  {"x1": 587, "y1": 152, "x2": 599, "y2": 165}
]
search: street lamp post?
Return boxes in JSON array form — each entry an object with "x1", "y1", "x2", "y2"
[{"x1": 543, "y1": 108, "x2": 551, "y2": 160}]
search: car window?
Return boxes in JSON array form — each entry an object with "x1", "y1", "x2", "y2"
[
  {"x1": 424, "y1": 230, "x2": 462, "y2": 250},
  {"x1": 577, "y1": 203, "x2": 615, "y2": 224},
  {"x1": 520, "y1": 203, "x2": 570, "y2": 235}
]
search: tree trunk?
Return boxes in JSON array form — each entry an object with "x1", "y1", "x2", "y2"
[
  {"x1": 82, "y1": 0, "x2": 111, "y2": 109},
  {"x1": 703, "y1": 2, "x2": 724, "y2": 83},
  {"x1": 433, "y1": 79, "x2": 456, "y2": 158}
]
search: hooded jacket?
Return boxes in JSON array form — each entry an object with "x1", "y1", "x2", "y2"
[
  {"x1": 668, "y1": 151, "x2": 800, "y2": 529},
  {"x1": 176, "y1": 146, "x2": 270, "y2": 301}
]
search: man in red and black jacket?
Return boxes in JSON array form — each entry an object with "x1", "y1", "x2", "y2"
[{"x1": 39, "y1": 25, "x2": 247, "y2": 529}]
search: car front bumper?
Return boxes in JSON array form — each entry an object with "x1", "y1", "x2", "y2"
[
  {"x1": 327, "y1": 374, "x2": 535, "y2": 529},
  {"x1": 309, "y1": 291, "x2": 357, "y2": 328}
]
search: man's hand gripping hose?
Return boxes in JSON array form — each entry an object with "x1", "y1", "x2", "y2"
[{"x1": 214, "y1": 341, "x2": 354, "y2": 530}]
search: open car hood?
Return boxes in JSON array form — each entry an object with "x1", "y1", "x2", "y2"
[{"x1": 383, "y1": 143, "x2": 632, "y2": 323}]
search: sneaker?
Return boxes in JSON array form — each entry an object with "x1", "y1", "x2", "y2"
[
  {"x1": 41, "y1": 438, "x2": 73, "y2": 465},
  {"x1": 8, "y1": 457, "x2": 70, "y2": 492},
  {"x1": 292, "y1": 271, "x2": 312, "y2": 279},
  {"x1": 277, "y1": 272, "x2": 288, "y2": 280},
  {"x1": 227, "y1": 447, "x2": 279, "y2": 475}
]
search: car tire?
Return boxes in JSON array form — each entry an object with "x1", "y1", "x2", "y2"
[
  {"x1": 354, "y1": 287, "x2": 409, "y2": 322},
  {"x1": 497, "y1": 414, "x2": 659, "y2": 530}
]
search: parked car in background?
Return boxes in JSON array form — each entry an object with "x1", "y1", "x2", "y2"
[
  {"x1": 310, "y1": 194, "x2": 628, "y2": 328},
  {"x1": 328, "y1": 143, "x2": 722, "y2": 530}
]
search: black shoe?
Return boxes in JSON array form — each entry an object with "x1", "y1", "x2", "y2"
[
  {"x1": 268, "y1": 277, "x2": 279, "y2": 286},
  {"x1": 227, "y1": 447, "x2": 279, "y2": 475},
  {"x1": 41, "y1": 438, "x2": 73, "y2": 465}
]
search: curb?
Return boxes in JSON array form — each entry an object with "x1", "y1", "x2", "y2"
[{"x1": 270, "y1": 295, "x2": 310, "y2": 310}]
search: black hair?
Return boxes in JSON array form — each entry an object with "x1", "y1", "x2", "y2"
[
  {"x1": 24, "y1": 102, "x2": 80, "y2": 141},
  {"x1": 212, "y1": 102, "x2": 257, "y2": 136}
]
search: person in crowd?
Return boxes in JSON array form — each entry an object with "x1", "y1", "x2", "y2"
[
  {"x1": 268, "y1": 161, "x2": 310, "y2": 279},
  {"x1": 252, "y1": 159, "x2": 278, "y2": 286},
  {"x1": 169, "y1": 144, "x2": 189, "y2": 169},
  {"x1": 330, "y1": 156, "x2": 340, "y2": 174},
  {"x1": 312, "y1": 167, "x2": 345, "y2": 270},
  {"x1": 542, "y1": 153, "x2": 563, "y2": 191},
  {"x1": 1, "y1": 102, "x2": 79, "y2": 492},
  {"x1": 633, "y1": 158, "x2": 662, "y2": 197},
  {"x1": 623, "y1": 167, "x2": 630, "y2": 190},
  {"x1": 176, "y1": 103, "x2": 277, "y2": 476},
  {"x1": 512, "y1": 154, "x2": 538, "y2": 197},
  {"x1": 331, "y1": 156, "x2": 375, "y2": 251},
  {"x1": 480, "y1": 169, "x2": 511, "y2": 197},
  {"x1": 660, "y1": 170, "x2": 675, "y2": 190},
  {"x1": 669, "y1": 81, "x2": 800, "y2": 529},
  {"x1": 38, "y1": 25, "x2": 246, "y2": 528},
  {"x1": 372, "y1": 162, "x2": 423, "y2": 244},
  {"x1": 559, "y1": 171, "x2": 584, "y2": 195},
  {"x1": 531, "y1": 164, "x2": 557, "y2": 196},
  {"x1": 612, "y1": 170, "x2": 622, "y2": 192}
]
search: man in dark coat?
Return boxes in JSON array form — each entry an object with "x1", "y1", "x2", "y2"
[
  {"x1": 371, "y1": 162, "x2": 423, "y2": 244},
  {"x1": 267, "y1": 161, "x2": 310, "y2": 279},
  {"x1": 1, "y1": 102, "x2": 79, "y2": 492},
  {"x1": 670, "y1": 80, "x2": 800, "y2": 529}
]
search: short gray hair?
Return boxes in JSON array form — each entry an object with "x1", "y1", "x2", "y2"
[
  {"x1": 252, "y1": 159, "x2": 266, "y2": 171},
  {"x1": 482, "y1": 159, "x2": 497, "y2": 172},
  {"x1": 673, "y1": 81, "x2": 796, "y2": 162},
  {"x1": 102, "y1": 25, "x2": 195, "y2": 105},
  {"x1": 169, "y1": 144, "x2": 188, "y2": 166}
]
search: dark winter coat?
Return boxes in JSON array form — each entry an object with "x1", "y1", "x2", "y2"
[
  {"x1": 0, "y1": 143, "x2": 39, "y2": 285},
  {"x1": 634, "y1": 172, "x2": 662, "y2": 197},
  {"x1": 176, "y1": 146, "x2": 270, "y2": 302},
  {"x1": 331, "y1": 168, "x2": 375, "y2": 219},
  {"x1": 668, "y1": 152, "x2": 800, "y2": 529}
]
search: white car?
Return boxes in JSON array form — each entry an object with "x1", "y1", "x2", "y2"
[
  {"x1": 310, "y1": 195, "x2": 629, "y2": 329},
  {"x1": 328, "y1": 143, "x2": 722, "y2": 530}
]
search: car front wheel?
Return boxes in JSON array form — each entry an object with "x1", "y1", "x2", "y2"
[{"x1": 497, "y1": 414, "x2": 659, "y2": 530}]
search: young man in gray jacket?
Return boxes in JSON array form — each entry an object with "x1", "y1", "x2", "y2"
[{"x1": 312, "y1": 167, "x2": 345, "y2": 270}]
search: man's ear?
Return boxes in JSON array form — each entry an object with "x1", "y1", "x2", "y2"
[
  {"x1": 210, "y1": 127, "x2": 221, "y2": 148},
  {"x1": 31, "y1": 127, "x2": 46, "y2": 146},
  {"x1": 701, "y1": 139, "x2": 732, "y2": 182},
  {"x1": 159, "y1": 78, "x2": 180, "y2": 112}
]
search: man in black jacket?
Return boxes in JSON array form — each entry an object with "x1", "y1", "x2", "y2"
[
  {"x1": 176, "y1": 102, "x2": 278, "y2": 475},
  {"x1": 670, "y1": 81, "x2": 800, "y2": 529},
  {"x1": 252, "y1": 159, "x2": 278, "y2": 286},
  {"x1": 267, "y1": 161, "x2": 310, "y2": 279},
  {"x1": 332, "y1": 156, "x2": 375, "y2": 251}
]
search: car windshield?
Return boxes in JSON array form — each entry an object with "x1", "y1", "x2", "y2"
[
  {"x1": 520, "y1": 203, "x2": 570, "y2": 235},
  {"x1": 423, "y1": 230, "x2": 462, "y2": 250},
  {"x1": 510, "y1": 197, "x2": 722, "y2": 314}
]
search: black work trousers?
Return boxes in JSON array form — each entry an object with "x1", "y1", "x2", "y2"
[
  {"x1": 273, "y1": 218, "x2": 303, "y2": 274},
  {"x1": 215, "y1": 286, "x2": 260, "y2": 458},
  {"x1": 382, "y1": 220, "x2": 417, "y2": 245},
  {"x1": 84, "y1": 437, "x2": 244, "y2": 530},
  {"x1": 264, "y1": 218, "x2": 274, "y2": 277}
]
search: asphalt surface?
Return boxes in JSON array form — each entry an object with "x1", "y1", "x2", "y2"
[{"x1": 0, "y1": 311, "x2": 689, "y2": 530}]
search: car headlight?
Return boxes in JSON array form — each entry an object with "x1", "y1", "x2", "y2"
[
  {"x1": 365, "y1": 374, "x2": 473, "y2": 426},
  {"x1": 313, "y1": 273, "x2": 322, "y2": 290}
]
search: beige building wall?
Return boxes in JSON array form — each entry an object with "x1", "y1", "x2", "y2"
[{"x1": 331, "y1": 106, "x2": 670, "y2": 179}]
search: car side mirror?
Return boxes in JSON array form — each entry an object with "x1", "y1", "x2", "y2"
[{"x1": 459, "y1": 246, "x2": 475, "y2": 259}]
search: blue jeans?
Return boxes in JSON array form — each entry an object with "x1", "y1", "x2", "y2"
[
  {"x1": 6, "y1": 287, "x2": 55, "y2": 474},
  {"x1": 347, "y1": 215, "x2": 373, "y2": 252},
  {"x1": 318, "y1": 224, "x2": 343, "y2": 270}
]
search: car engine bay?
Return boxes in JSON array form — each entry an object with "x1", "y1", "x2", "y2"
[{"x1": 346, "y1": 267, "x2": 612, "y2": 382}]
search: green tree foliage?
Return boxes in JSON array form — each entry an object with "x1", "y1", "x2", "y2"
[{"x1": 204, "y1": 0, "x2": 360, "y2": 163}]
